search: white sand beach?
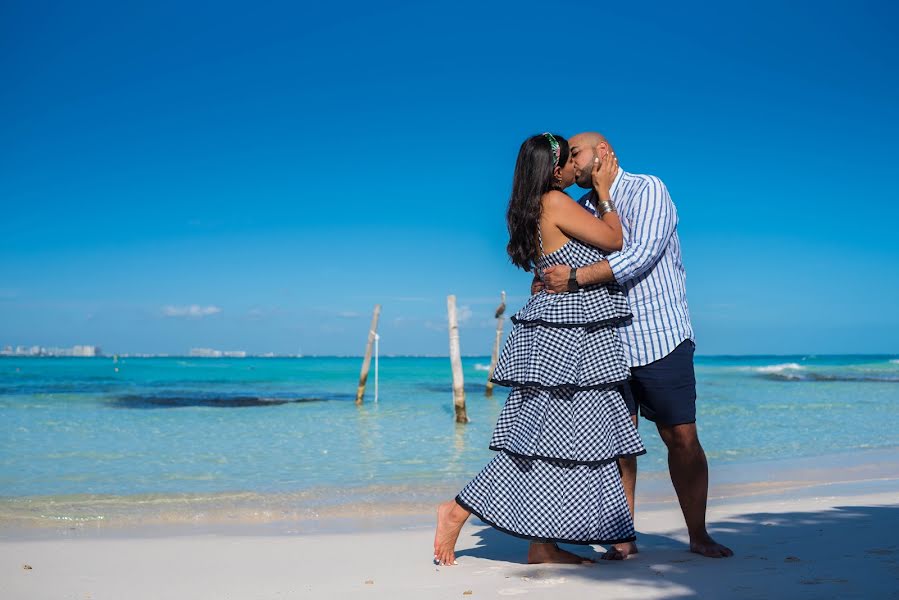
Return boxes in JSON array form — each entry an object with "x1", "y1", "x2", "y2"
[{"x1": 4, "y1": 480, "x2": 898, "y2": 600}]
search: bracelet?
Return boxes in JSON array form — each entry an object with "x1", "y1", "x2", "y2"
[
  {"x1": 567, "y1": 267, "x2": 579, "y2": 292},
  {"x1": 595, "y1": 199, "x2": 616, "y2": 216}
]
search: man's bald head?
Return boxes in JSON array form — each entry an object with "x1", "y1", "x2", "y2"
[
  {"x1": 569, "y1": 132, "x2": 614, "y2": 189},
  {"x1": 569, "y1": 132, "x2": 607, "y2": 150}
]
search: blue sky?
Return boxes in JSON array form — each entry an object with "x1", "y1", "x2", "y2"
[{"x1": 2, "y1": 0, "x2": 897, "y2": 356}]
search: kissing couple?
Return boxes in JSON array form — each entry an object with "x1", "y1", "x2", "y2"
[{"x1": 434, "y1": 131, "x2": 734, "y2": 566}]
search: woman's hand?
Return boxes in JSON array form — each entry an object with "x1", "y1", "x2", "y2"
[{"x1": 592, "y1": 146, "x2": 619, "y2": 201}]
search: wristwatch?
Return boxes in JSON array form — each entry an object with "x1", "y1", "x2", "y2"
[{"x1": 568, "y1": 267, "x2": 579, "y2": 292}]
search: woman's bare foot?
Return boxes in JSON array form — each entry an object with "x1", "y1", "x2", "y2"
[
  {"x1": 527, "y1": 542, "x2": 595, "y2": 564},
  {"x1": 601, "y1": 541, "x2": 639, "y2": 560},
  {"x1": 433, "y1": 500, "x2": 469, "y2": 566},
  {"x1": 689, "y1": 534, "x2": 734, "y2": 558}
]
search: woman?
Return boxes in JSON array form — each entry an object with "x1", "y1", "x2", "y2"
[{"x1": 434, "y1": 133, "x2": 645, "y2": 565}]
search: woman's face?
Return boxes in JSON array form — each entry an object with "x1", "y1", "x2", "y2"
[{"x1": 556, "y1": 155, "x2": 576, "y2": 189}]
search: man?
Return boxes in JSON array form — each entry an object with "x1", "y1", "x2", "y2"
[{"x1": 539, "y1": 132, "x2": 733, "y2": 559}]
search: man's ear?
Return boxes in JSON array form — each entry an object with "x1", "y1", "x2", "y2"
[{"x1": 597, "y1": 141, "x2": 610, "y2": 159}]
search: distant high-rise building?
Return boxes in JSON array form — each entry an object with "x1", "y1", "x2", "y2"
[
  {"x1": 72, "y1": 345, "x2": 100, "y2": 357},
  {"x1": 190, "y1": 348, "x2": 223, "y2": 358}
]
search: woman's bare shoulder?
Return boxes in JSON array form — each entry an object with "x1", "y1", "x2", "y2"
[{"x1": 541, "y1": 190, "x2": 572, "y2": 209}]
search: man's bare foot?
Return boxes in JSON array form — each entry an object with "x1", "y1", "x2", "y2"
[
  {"x1": 601, "y1": 541, "x2": 639, "y2": 560},
  {"x1": 690, "y1": 534, "x2": 734, "y2": 558},
  {"x1": 433, "y1": 500, "x2": 468, "y2": 566},
  {"x1": 527, "y1": 542, "x2": 595, "y2": 564}
]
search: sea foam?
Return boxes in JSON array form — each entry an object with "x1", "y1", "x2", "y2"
[{"x1": 754, "y1": 363, "x2": 804, "y2": 374}]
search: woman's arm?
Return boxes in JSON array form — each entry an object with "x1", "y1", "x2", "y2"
[{"x1": 545, "y1": 152, "x2": 622, "y2": 252}]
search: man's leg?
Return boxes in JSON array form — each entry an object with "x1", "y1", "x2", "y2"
[
  {"x1": 657, "y1": 422, "x2": 733, "y2": 558},
  {"x1": 632, "y1": 340, "x2": 733, "y2": 558},
  {"x1": 602, "y1": 415, "x2": 639, "y2": 560}
]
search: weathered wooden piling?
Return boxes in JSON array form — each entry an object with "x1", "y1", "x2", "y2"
[
  {"x1": 355, "y1": 304, "x2": 381, "y2": 405},
  {"x1": 447, "y1": 295, "x2": 468, "y2": 423},
  {"x1": 485, "y1": 291, "x2": 506, "y2": 397}
]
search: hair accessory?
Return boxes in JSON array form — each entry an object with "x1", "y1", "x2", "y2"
[{"x1": 542, "y1": 132, "x2": 560, "y2": 168}]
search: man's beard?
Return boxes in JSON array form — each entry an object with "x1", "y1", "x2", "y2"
[{"x1": 575, "y1": 158, "x2": 596, "y2": 189}]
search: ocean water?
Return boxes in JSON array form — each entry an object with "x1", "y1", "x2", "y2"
[{"x1": 1, "y1": 355, "x2": 898, "y2": 525}]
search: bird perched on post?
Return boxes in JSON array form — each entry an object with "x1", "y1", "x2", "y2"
[{"x1": 494, "y1": 291, "x2": 506, "y2": 319}]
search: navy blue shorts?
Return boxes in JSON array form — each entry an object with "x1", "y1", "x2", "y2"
[{"x1": 621, "y1": 339, "x2": 697, "y2": 426}]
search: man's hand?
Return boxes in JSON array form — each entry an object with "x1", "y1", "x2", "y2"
[
  {"x1": 542, "y1": 264, "x2": 572, "y2": 294},
  {"x1": 530, "y1": 274, "x2": 545, "y2": 295}
]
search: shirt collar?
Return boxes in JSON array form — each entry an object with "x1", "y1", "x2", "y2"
[{"x1": 610, "y1": 167, "x2": 624, "y2": 197}]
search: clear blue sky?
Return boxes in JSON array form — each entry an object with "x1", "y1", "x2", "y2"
[{"x1": 2, "y1": 0, "x2": 897, "y2": 356}]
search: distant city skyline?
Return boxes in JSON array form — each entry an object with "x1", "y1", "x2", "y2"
[
  {"x1": 3, "y1": 342, "x2": 897, "y2": 360},
  {"x1": 2, "y1": 344, "x2": 102, "y2": 357},
  {"x1": 2, "y1": 1, "x2": 897, "y2": 356}
]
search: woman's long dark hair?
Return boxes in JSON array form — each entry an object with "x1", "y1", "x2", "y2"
[{"x1": 506, "y1": 133, "x2": 570, "y2": 271}]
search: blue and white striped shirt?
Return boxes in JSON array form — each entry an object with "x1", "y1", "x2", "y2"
[{"x1": 581, "y1": 169, "x2": 694, "y2": 367}]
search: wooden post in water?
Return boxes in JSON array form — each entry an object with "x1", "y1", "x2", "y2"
[
  {"x1": 355, "y1": 304, "x2": 381, "y2": 405},
  {"x1": 447, "y1": 295, "x2": 469, "y2": 423},
  {"x1": 485, "y1": 291, "x2": 506, "y2": 397}
]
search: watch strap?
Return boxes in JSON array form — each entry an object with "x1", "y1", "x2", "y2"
[{"x1": 568, "y1": 267, "x2": 579, "y2": 292}]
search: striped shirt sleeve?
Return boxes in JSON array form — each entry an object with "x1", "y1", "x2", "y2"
[{"x1": 606, "y1": 177, "x2": 677, "y2": 284}]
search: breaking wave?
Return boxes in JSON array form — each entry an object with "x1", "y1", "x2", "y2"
[{"x1": 752, "y1": 362, "x2": 899, "y2": 383}]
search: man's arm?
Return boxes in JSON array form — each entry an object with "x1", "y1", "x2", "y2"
[
  {"x1": 605, "y1": 177, "x2": 676, "y2": 284},
  {"x1": 542, "y1": 260, "x2": 614, "y2": 293},
  {"x1": 542, "y1": 177, "x2": 677, "y2": 293}
]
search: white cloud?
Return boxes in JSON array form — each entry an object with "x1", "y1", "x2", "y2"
[
  {"x1": 457, "y1": 305, "x2": 473, "y2": 324},
  {"x1": 423, "y1": 305, "x2": 477, "y2": 331},
  {"x1": 162, "y1": 305, "x2": 222, "y2": 318}
]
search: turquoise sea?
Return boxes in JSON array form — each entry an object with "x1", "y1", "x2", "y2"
[{"x1": 1, "y1": 355, "x2": 898, "y2": 527}]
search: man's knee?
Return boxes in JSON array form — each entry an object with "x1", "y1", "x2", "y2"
[{"x1": 658, "y1": 422, "x2": 702, "y2": 453}]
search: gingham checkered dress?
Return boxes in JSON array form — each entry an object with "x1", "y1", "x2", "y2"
[{"x1": 456, "y1": 237, "x2": 646, "y2": 545}]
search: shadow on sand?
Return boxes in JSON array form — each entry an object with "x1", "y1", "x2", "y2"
[{"x1": 456, "y1": 504, "x2": 899, "y2": 598}]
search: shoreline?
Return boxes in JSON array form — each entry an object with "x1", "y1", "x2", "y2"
[{"x1": 3, "y1": 446, "x2": 898, "y2": 540}]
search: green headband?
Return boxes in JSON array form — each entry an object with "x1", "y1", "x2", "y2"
[{"x1": 542, "y1": 132, "x2": 560, "y2": 168}]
